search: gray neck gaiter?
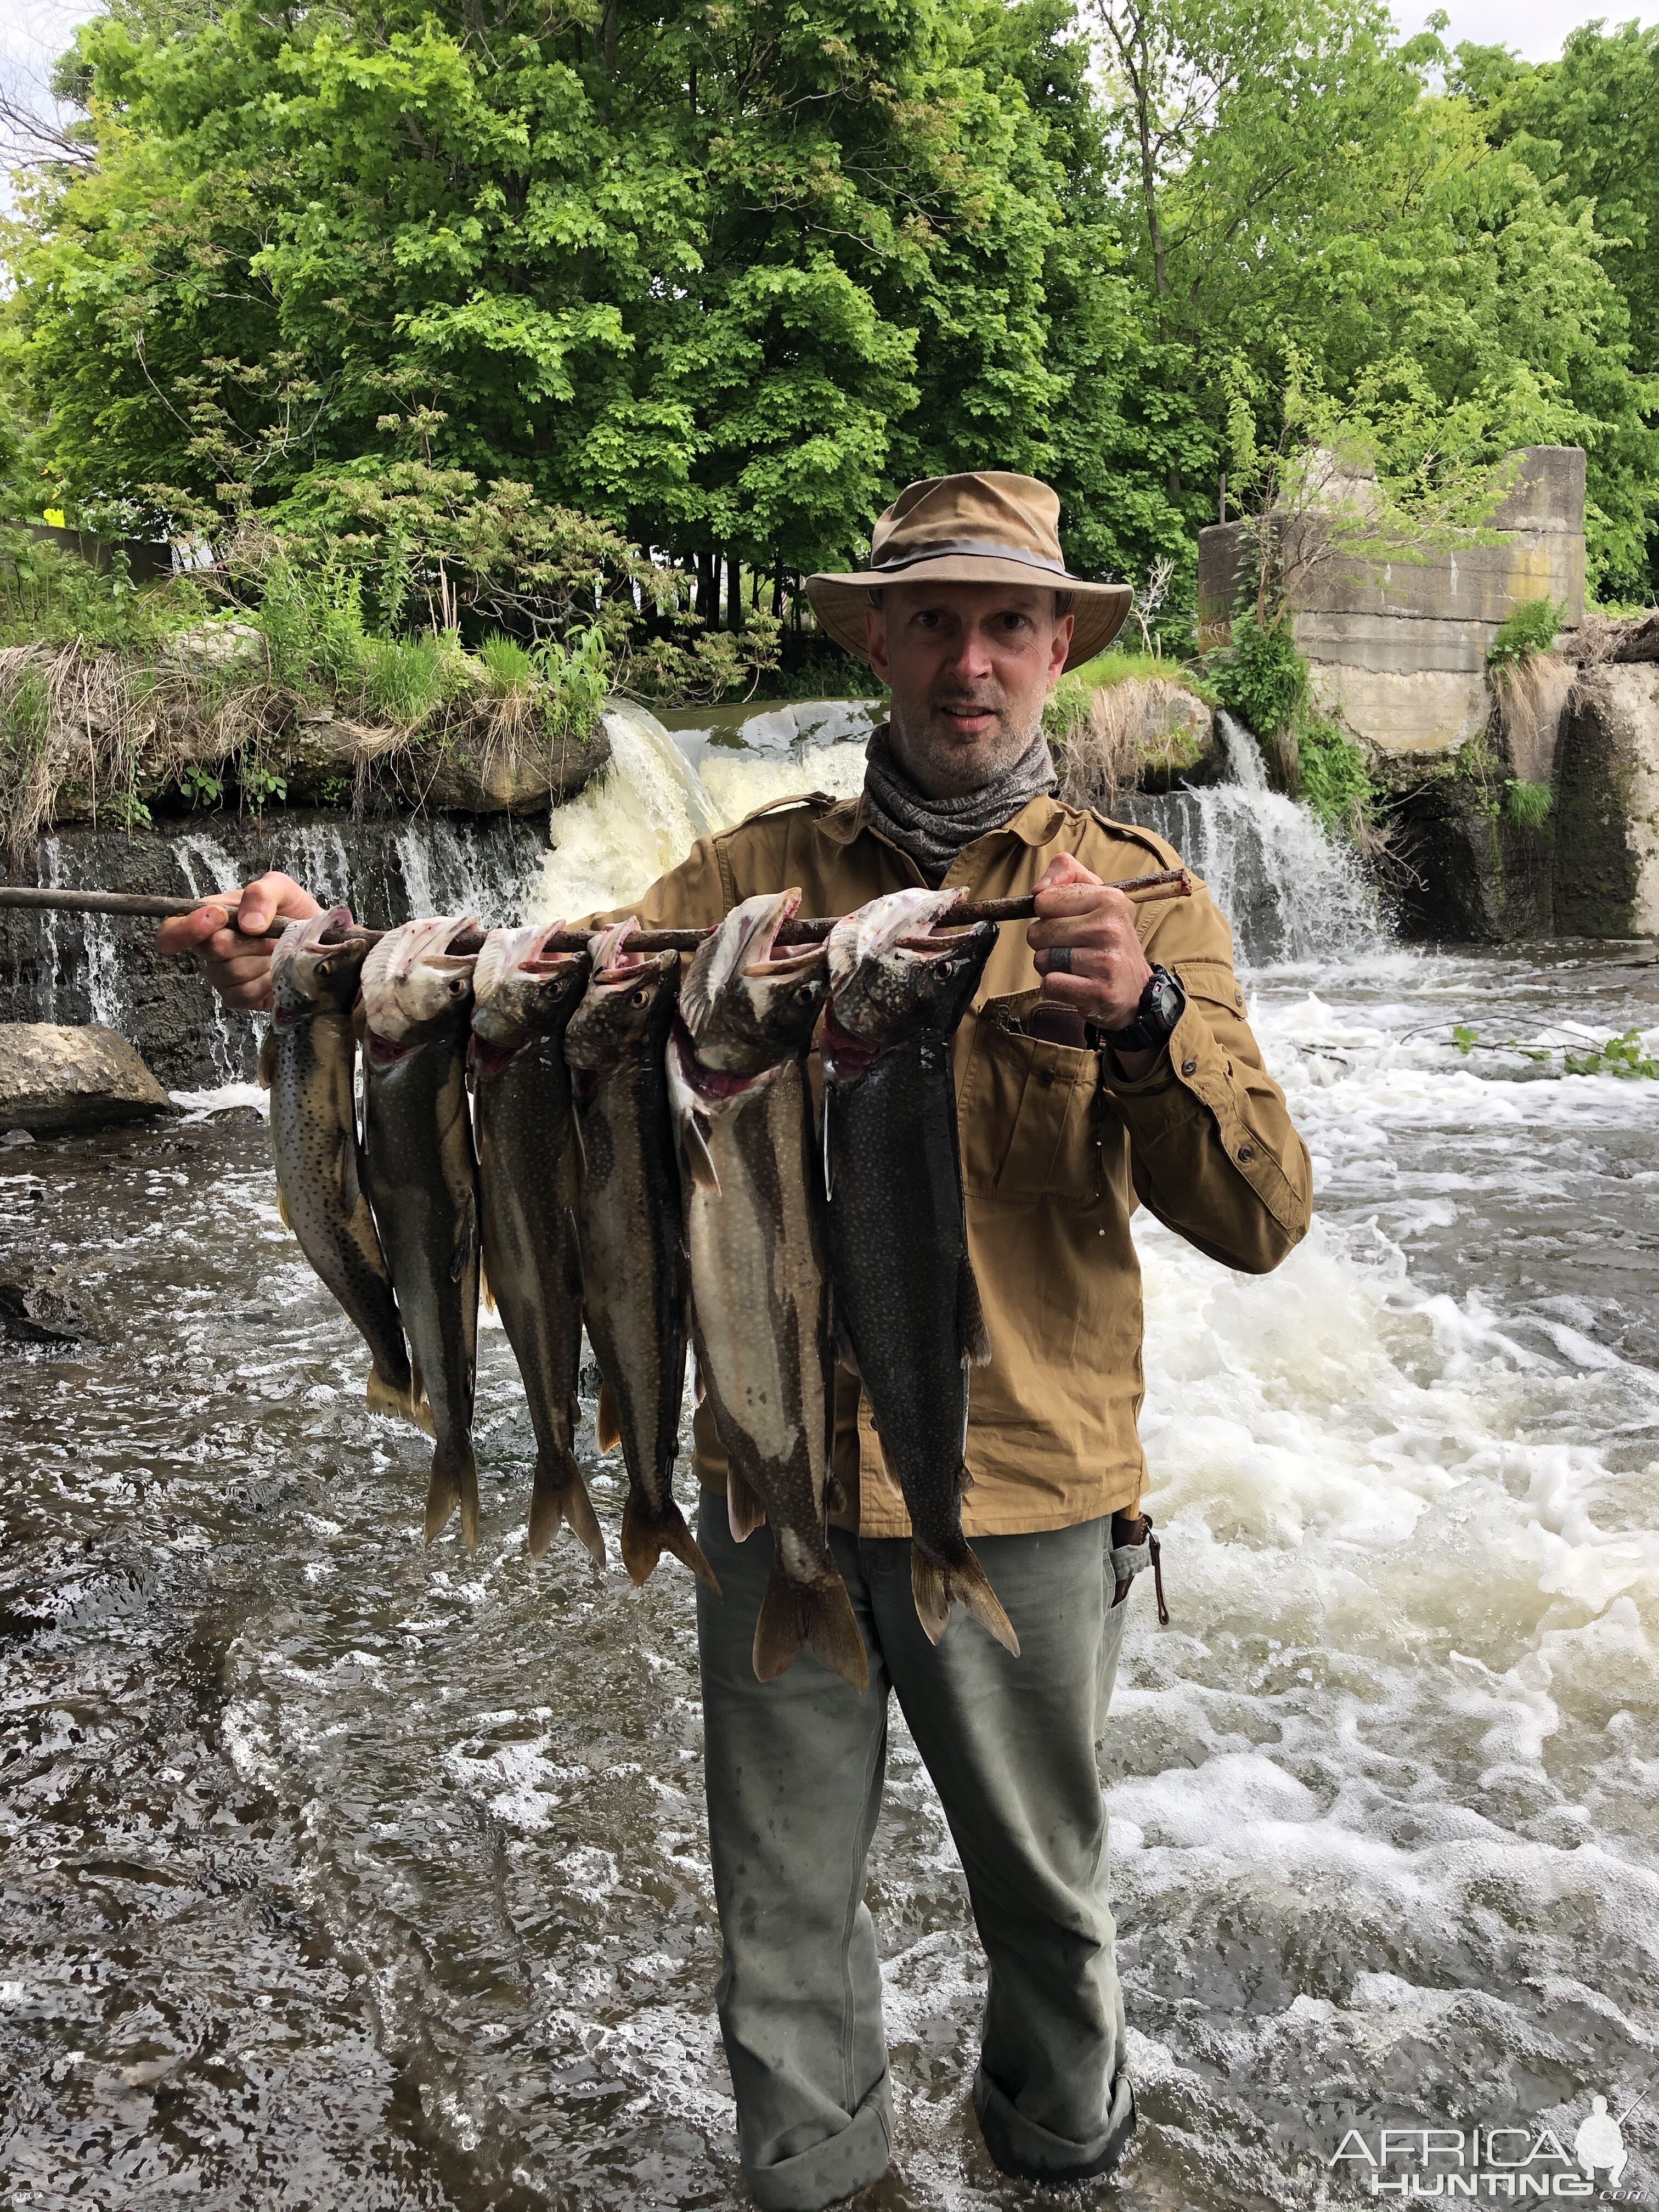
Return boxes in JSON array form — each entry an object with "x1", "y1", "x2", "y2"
[{"x1": 861, "y1": 721, "x2": 1059, "y2": 887}]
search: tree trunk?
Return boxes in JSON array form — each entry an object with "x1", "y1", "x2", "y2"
[{"x1": 726, "y1": 552, "x2": 744, "y2": 631}]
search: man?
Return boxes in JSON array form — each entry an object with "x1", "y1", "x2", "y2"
[{"x1": 160, "y1": 472, "x2": 1311, "y2": 2208}]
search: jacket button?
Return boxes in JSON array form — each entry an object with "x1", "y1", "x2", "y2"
[
  {"x1": 1037, "y1": 1068, "x2": 1056, "y2": 1087},
  {"x1": 1238, "y1": 1143, "x2": 1256, "y2": 1163},
  {"x1": 1181, "y1": 1056, "x2": 1198, "y2": 1076}
]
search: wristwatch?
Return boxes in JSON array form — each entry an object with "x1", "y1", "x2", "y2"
[{"x1": 1102, "y1": 965, "x2": 1185, "y2": 1054}]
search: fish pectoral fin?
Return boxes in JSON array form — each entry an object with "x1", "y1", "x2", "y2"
[
  {"x1": 911, "y1": 1538, "x2": 1019, "y2": 1657},
  {"x1": 957, "y1": 1251, "x2": 992, "y2": 1368},
  {"x1": 596, "y1": 1379, "x2": 623, "y2": 1455},
  {"x1": 408, "y1": 1362, "x2": 436, "y2": 1438},
  {"x1": 561, "y1": 1217, "x2": 583, "y2": 1303},
  {"x1": 366, "y1": 1367, "x2": 425, "y2": 1432},
  {"x1": 452, "y1": 1190, "x2": 478, "y2": 1286},
  {"x1": 479, "y1": 1250, "x2": 495, "y2": 1313},
  {"x1": 336, "y1": 1130, "x2": 364, "y2": 1221},
  {"x1": 679, "y1": 1110, "x2": 720, "y2": 1195},
  {"x1": 753, "y1": 1563, "x2": 868, "y2": 1694},
  {"x1": 275, "y1": 1183, "x2": 292, "y2": 1233},
  {"x1": 833, "y1": 1314, "x2": 860, "y2": 1376},
  {"x1": 257, "y1": 1028, "x2": 277, "y2": 1090},
  {"x1": 620, "y1": 1491, "x2": 721, "y2": 1595},
  {"x1": 727, "y1": 1466, "x2": 767, "y2": 1542},
  {"x1": 529, "y1": 1448, "x2": 606, "y2": 1570},
  {"x1": 425, "y1": 1440, "x2": 479, "y2": 1553},
  {"x1": 957, "y1": 1459, "x2": 974, "y2": 1494},
  {"x1": 825, "y1": 1472, "x2": 849, "y2": 1517}
]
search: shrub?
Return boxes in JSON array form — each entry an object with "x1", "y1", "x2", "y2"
[
  {"x1": 1505, "y1": 778, "x2": 1553, "y2": 829},
  {"x1": 1211, "y1": 609, "x2": 1308, "y2": 740},
  {"x1": 1487, "y1": 597, "x2": 1562, "y2": 669},
  {"x1": 1297, "y1": 713, "x2": 1373, "y2": 832}
]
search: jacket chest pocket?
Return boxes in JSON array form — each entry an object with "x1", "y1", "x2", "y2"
[{"x1": 958, "y1": 995, "x2": 1102, "y2": 1201}]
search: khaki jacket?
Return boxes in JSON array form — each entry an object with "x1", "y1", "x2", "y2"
[{"x1": 607, "y1": 782, "x2": 1311, "y2": 1537}]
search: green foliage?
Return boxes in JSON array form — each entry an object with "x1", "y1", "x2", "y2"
[
  {"x1": 1564, "y1": 1030, "x2": 1659, "y2": 1079},
  {"x1": 1504, "y1": 778, "x2": 1553, "y2": 829},
  {"x1": 1487, "y1": 598, "x2": 1563, "y2": 669},
  {"x1": 356, "y1": 635, "x2": 454, "y2": 728},
  {"x1": 478, "y1": 634, "x2": 538, "y2": 695},
  {"x1": 1297, "y1": 714, "x2": 1373, "y2": 833},
  {"x1": 178, "y1": 761, "x2": 223, "y2": 809},
  {"x1": 239, "y1": 761, "x2": 288, "y2": 812},
  {"x1": 1211, "y1": 611, "x2": 1308, "y2": 741},
  {"x1": 1448, "y1": 1022, "x2": 1656, "y2": 1076}
]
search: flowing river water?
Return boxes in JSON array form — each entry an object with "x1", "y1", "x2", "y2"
[{"x1": 3, "y1": 708, "x2": 1657, "y2": 2209}]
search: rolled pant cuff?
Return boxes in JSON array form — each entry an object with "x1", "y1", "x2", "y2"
[
  {"x1": 972, "y1": 2064, "x2": 1136, "y2": 2186},
  {"x1": 741, "y1": 2083, "x2": 893, "y2": 2211}
]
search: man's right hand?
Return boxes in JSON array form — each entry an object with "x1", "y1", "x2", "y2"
[{"x1": 155, "y1": 871, "x2": 321, "y2": 1013}]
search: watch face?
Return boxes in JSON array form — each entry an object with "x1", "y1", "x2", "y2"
[{"x1": 1148, "y1": 970, "x2": 1184, "y2": 1034}]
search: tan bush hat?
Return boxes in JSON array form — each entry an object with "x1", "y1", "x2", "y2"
[{"x1": 806, "y1": 471, "x2": 1132, "y2": 673}]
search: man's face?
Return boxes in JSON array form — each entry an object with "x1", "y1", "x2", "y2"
[{"x1": 865, "y1": 582, "x2": 1074, "y2": 799}]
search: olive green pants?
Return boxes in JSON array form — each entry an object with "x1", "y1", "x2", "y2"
[{"x1": 696, "y1": 1502, "x2": 1143, "y2": 2211}]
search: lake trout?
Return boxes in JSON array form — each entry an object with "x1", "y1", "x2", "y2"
[
  {"x1": 566, "y1": 918, "x2": 716, "y2": 1594},
  {"x1": 361, "y1": 915, "x2": 483, "y2": 1551},
  {"x1": 260, "y1": 907, "x2": 419, "y2": 1426},
  {"x1": 821, "y1": 888, "x2": 1017, "y2": 1655},
  {"x1": 667, "y1": 890, "x2": 865, "y2": 1691},
  {"x1": 471, "y1": 921, "x2": 604, "y2": 1569}
]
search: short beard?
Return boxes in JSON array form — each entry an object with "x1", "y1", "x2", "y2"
[{"x1": 885, "y1": 697, "x2": 1046, "y2": 799}]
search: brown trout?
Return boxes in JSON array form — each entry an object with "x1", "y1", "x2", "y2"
[
  {"x1": 565, "y1": 918, "x2": 716, "y2": 1593},
  {"x1": 361, "y1": 915, "x2": 483, "y2": 1551},
  {"x1": 821, "y1": 888, "x2": 1016, "y2": 1654},
  {"x1": 471, "y1": 921, "x2": 604, "y2": 1568},
  {"x1": 261, "y1": 908, "x2": 419, "y2": 1425},
  {"x1": 668, "y1": 890, "x2": 865, "y2": 1691}
]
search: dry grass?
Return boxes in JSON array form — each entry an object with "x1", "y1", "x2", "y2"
[
  {"x1": 0, "y1": 638, "x2": 596, "y2": 853},
  {"x1": 1052, "y1": 676, "x2": 1212, "y2": 810},
  {"x1": 1490, "y1": 650, "x2": 1574, "y2": 786}
]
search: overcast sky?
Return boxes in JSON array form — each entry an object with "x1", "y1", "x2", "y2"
[{"x1": 4, "y1": 0, "x2": 1657, "y2": 171}]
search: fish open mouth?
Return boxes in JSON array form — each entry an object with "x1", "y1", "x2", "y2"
[{"x1": 736, "y1": 889, "x2": 821, "y2": 980}]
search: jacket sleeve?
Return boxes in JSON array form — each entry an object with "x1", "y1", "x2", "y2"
[{"x1": 1104, "y1": 879, "x2": 1312, "y2": 1274}]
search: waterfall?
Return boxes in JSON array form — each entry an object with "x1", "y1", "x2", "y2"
[
  {"x1": 176, "y1": 829, "x2": 256, "y2": 1084},
  {"x1": 1130, "y1": 712, "x2": 1380, "y2": 967}
]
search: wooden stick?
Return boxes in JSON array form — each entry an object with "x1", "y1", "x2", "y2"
[{"x1": 0, "y1": 865, "x2": 1193, "y2": 953}]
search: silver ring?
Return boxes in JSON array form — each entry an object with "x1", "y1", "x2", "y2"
[{"x1": 1048, "y1": 944, "x2": 1073, "y2": 975}]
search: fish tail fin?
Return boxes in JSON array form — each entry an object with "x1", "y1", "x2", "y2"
[
  {"x1": 365, "y1": 1365, "x2": 426, "y2": 1430},
  {"x1": 727, "y1": 1466, "x2": 768, "y2": 1542},
  {"x1": 753, "y1": 1562, "x2": 868, "y2": 1692},
  {"x1": 529, "y1": 1447, "x2": 606, "y2": 1570},
  {"x1": 425, "y1": 1439, "x2": 479, "y2": 1554},
  {"x1": 911, "y1": 1536, "x2": 1020, "y2": 1657},
  {"x1": 620, "y1": 1491, "x2": 720, "y2": 1595}
]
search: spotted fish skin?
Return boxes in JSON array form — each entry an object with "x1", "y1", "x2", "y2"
[
  {"x1": 263, "y1": 908, "x2": 415, "y2": 1421},
  {"x1": 565, "y1": 919, "x2": 714, "y2": 1593},
  {"x1": 361, "y1": 916, "x2": 482, "y2": 1551},
  {"x1": 668, "y1": 890, "x2": 865, "y2": 1692},
  {"x1": 471, "y1": 922, "x2": 603, "y2": 1568},
  {"x1": 821, "y1": 889, "x2": 1017, "y2": 1656}
]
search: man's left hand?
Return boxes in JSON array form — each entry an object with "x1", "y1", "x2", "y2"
[{"x1": 1027, "y1": 853, "x2": 1158, "y2": 1068}]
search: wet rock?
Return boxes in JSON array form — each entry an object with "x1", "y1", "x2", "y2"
[
  {"x1": 0, "y1": 1022, "x2": 177, "y2": 1133},
  {"x1": 1555, "y1": 664, "x2": 1659, "y2": 937},
  {"x1": 398, "y1": 720, "x2": 612, "y2": 815},
  {"x1": 0, "y1": 1278, "x2": 82, "y2": 1345}
]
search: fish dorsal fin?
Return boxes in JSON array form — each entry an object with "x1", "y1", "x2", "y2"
[{"x1": 958, "y1": 1250, "x2": 991, "y2": 1367}]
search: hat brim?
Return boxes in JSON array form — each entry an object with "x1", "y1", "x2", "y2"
[{"x1": 805, "y1": 556, "x2": 1133, "y2": 673}]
